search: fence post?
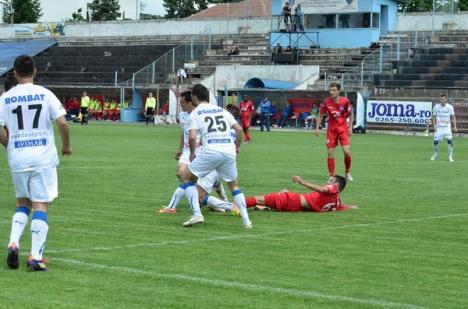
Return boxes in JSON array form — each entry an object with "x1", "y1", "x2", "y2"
[
  {"x1": 324, "y1": 72, "x2": 327, "y2": 90},
  {"x1": 172, "y1": 48, "x2": 176, "y2": 73},
  {"x1": 379, "y1": 48, "x2": 383, "y2": 74},
  {"x1": 208, "y1": 26, "x2": 212, "y2": 50},
  {"x1": 190, "y1": 38, "x2": 194, "y2": 61},
  {"x1": 397, "y1": 34, "x2": 400, "y2": 61},
  {"x1": 415, "y1": 29, "x2": 418, "y2": 48},
  {"x1": 132, "y1": 73, "x2": 135, "y2": 89},
  {"x1": 114, "y1": 71, "x2": 118, "y2": 87},
  {"x1": 151, "y1": 62, "x2": 155, "y2": 85},
  {"x1": 360, "y1": 61, "x2": 364, "y2": 87}
]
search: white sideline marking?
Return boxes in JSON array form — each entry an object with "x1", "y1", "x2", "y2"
[
  {"x1": 53, "y1": 257, "x2": 426, "y2": 309},
  {"x1": 48, "y1": 213, "x2": 468, "y2": 254}
]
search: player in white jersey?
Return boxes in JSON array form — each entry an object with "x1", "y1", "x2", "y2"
[
  {"x1": 0, "y1": 55, "x2": 72, "y2": 271},
  {"x1": 180, "y1": 84, "x2": 252, "y2": 228},
  {"x1": 431, "y1": 94, "x2": 457, "y2": 162},
  {"x1": 159, "y1": 91, "x2": 227, "y2": 214}
]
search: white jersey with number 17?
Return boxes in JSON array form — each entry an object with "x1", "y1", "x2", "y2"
[
  {"x1": 188, "y1": 102, "x2": 237, "y2": 156},
  {"x1": 0, "y1": 83, "x2": 66, "y2": 172}
]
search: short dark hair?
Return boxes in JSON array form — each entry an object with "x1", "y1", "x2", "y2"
[
  {"x1": 440, "y1": 94, "x2": 446, "y2": 98},
  {"x1": 5, "y1": 74, "x2": 18, "y2": 91},
  {"x1": 192, "y1": 84, "x2": 209, "y2": 102},
  {"x1": 329, "y1": 82, "x2": 341, "y2": 91},
  {"x1": 226, "y1": 103, "x2": 240, "y2": 119},
  {"x1": 180, "y1": 91, "x2": 192, "y2": 103},
  {"x1": 334, "y1": 175, "x2": 347, "y2": 192},
  {"x1": 14, "y1": 55, "x2": 35, "y2": 78}
]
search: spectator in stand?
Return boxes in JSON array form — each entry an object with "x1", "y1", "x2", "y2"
[
  {"x1": 228, "y1": 46, "x2": 239, "y2": 56},
  {"x1": 66, "y1": 97, "x2": 80, "y2": 120},
  {"x1": 295, "y1": 4, "x2": 305, "y2": 32},
  {"x1": 305, "y1": 104, "x2": 320, "y2": 129},
  {"x1": 177, "y1": 67, "x2": 187, "y2": 84},
  {"x1": 239, "y1": 95, "x2": 255, "y2": 143},
  {"x1": 285, "y1": 45, "x2": 293, "y2": 53},
  {"x1": 259, "y1": 97, "x2": 272, "y2": 132},
  {"x1": 282, "y1": 2, "x2": 292, "y2": 32},
  {"x1": 277, "y1": 103, "x2": 292, "y2": 128}
]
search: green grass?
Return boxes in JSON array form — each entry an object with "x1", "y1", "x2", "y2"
[{"x1": 0, "y1": 122, "x2": 467, "y2": 309}]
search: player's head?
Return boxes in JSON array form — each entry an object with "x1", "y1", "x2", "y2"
[
  {"x1": 14, "y1": 55, "x2": 36, "y2": 79},
  {"x1": 329, "y1": 82, "x2": 341, "y2": 99},
  {"x1": 148, "y1": 92, "x2": 153, "y2": 97},
  {"x1": 226, "y1": 103, "x2": 240, "y2": 118},
  {"x1": 180, "y1": 91, "x2": 194, "y2": 111},
  {"x1": 83, "y1": 91, "x2": 87, "y2": 96},
  {"x1": 192, "y1": 84, "x2": 209, "y2": 104},
  {"x1": 331, "y1": 175, "x2": 347, "y2": 192},
  {"x1": 440, "y1": 94, "x2": 447, "y2": 105}
]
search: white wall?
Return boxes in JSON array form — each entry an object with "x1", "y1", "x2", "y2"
[
  {"x1": 395, "y1": 12, "x2": 468, "y2": 31},
  {"x1": 202, "y1": 64, "x2": 320, "y2": 93},
  {"x1": 39, "y1": 0, "x2": 139, "y2": 22}
]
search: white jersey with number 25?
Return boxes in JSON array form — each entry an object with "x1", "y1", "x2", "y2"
[{"x1": 188, "y1": 102, "x2": 237, "y2": 156}]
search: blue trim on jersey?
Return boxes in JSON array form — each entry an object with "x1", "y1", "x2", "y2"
[
  {"x1": 32, "y1": 211, "x2": 48, "y2": 223},
  {"x1": 181, "y1": 181, "x2": 195, "y2": 189},
  {"x1": 16, "y1": 206, "x2": 30, "y2": 216},
  {"x1": 232, "y1": 189, "x2": 242, "y2": 196}
]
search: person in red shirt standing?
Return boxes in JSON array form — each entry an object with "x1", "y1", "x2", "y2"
[
  {"x1": 316, "y1": 82, "x2": 354, "y2": 181},
  {"x1": 240, "y1": 175, "x2": 357, "y2": 212},
  {"x1": 239, "y1": 95, "x2": 255, "y2": 143}
]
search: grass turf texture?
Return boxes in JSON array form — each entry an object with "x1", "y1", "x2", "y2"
[{"x1": 0, "y1": 122, "x2": 467, "y2": 308}]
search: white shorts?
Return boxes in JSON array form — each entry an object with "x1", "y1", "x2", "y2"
[
  {"x1": 179, "y1": 148, "x2": 202, "y2": 165},
  {"x1": 197, "y1": 170, "x2": 220, "y2": 193},
  {"x1": 434, "y1": 127, "x2": 452, "y2": 141},
  {"x1": 11, "y1": 167, "x2": 58, "y2": 203},
  {"x1": 189, "y1": 150, "x2": 237, "y2": 182}
]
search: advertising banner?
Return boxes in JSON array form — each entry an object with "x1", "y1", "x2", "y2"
[
  {"x1": 301, "y1": 0, "x2": 358, "y2": 14},
  {"x1": 367, "y1": 100, "x2": 432, "y2": 125}
]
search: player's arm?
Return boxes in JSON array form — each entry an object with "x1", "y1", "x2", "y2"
[
  {"x1": 232, "y1": 122, "x2": 243, "y2": 154},
  {"x1": 315, "y1": 114, "x2": 323, "y2": 136},
  {"x1": 451, "y1": 114, "x2": 457, "y2": 132},
  {"x1": 175, "y1": 132, "x2": 184, "y2": 160},
  {"x1": 188, "y1": 128, "x2": 198, "y2": 161},
  {"x1": 292, "y1": 176, "x2": 328, "y2": 193},
  {"x1": 56, "y1": 115, "x2": 72, "y2": 156},
  {"x1": 0, "y1": 126, "x2": 7, "y2": 148},
  {"x1": 348, "y1": 107, "x2": 354, "y2": 136}
]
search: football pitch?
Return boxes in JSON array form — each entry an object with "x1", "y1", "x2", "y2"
[{"x1": 0, "y1": 123, "x2": 466, "y2": 309}]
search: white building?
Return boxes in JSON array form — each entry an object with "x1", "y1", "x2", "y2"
[
  {"x1": 0, "y1": 0, "x2": 7, "y2": 24},
  {"x1": 38, "y1": 0, "x2": 140, "y2": 22}
]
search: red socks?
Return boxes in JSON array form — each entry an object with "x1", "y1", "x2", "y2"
[
  {"x1": 327, "y1": 158, "x2": 335, "y2": 176},
  {"x1": 345, "y1": 155, "x2": 352, "y2": 173}
]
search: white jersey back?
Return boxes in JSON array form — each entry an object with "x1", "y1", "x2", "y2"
[
  {"x1": 188, "y1": 103, "x2": 237, "y2": 156},
  {"x1": 178, "y1": 111, "x2": 201, "y2": 150},
  {"x1": 433, "y1": 103, "x2": 454, "y2": 129},
  {"x1": 0, "y1": 83, "x2": 66, "y2": 172}
]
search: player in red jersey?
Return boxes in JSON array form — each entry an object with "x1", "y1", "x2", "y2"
[
  {"x1": 239, "y1": 95, "x2": 255, "y2": 143},
  {"x1": 316, "y1": 82, "x2": 354, "y2": 181},
  {"x1": 242, "y1": 175, "x2": 357, "y2": 212}
]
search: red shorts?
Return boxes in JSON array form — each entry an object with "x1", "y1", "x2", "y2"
[
  {"x1": 264, "y1": 192, "x2": 302, "y2": 212},
  {"x1": 326, "y1": 126, "x2": 350, "y2": 148},
  {"x1": 241, "y1": 118, "x2": 250, "y2": 128}
]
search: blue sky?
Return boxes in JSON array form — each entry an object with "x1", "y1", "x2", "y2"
[{"x1": 143, "y1": 1, "x2": 166, "y2": 16}]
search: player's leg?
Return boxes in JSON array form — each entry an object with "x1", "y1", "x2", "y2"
[
  {"x1": 243, "y1": 125, "x2": 250, "y2": 142},
  {"x1": 431, "y1": 134, "x2": 440, "y2": 160},
  {"x1": 446, "y1": 134, "x2": 454, "y2": 161},
  {"x1": 7, "y1": 172, "x2": 33, "y2": 269},
  {"x1": 27, "y1": 168, "x2": 58, "y2": 271},
  {"x1": 338, "y1": 128, "x2": 352, "y2": 180},
  {"x1": 326, "y1": 129, "x2": 338, "y2": 177},
  {"x1": 161, "y1": 157, "x2": 189, "y2": 212},
  {"x1": 181, "y1": 152, "x2": 217, "y2": 226}
]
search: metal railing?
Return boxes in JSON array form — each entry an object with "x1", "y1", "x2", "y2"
[
  {"x1": 118, "y1": 36, "x2": 212, "y2": 88},
  {"x1": 321, "y1": 30, "x2": 457, "y2": 91}
]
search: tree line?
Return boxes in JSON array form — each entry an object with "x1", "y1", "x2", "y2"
[{"x1": 2, "y1": 0, "x2": 467, "y2": 23}]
